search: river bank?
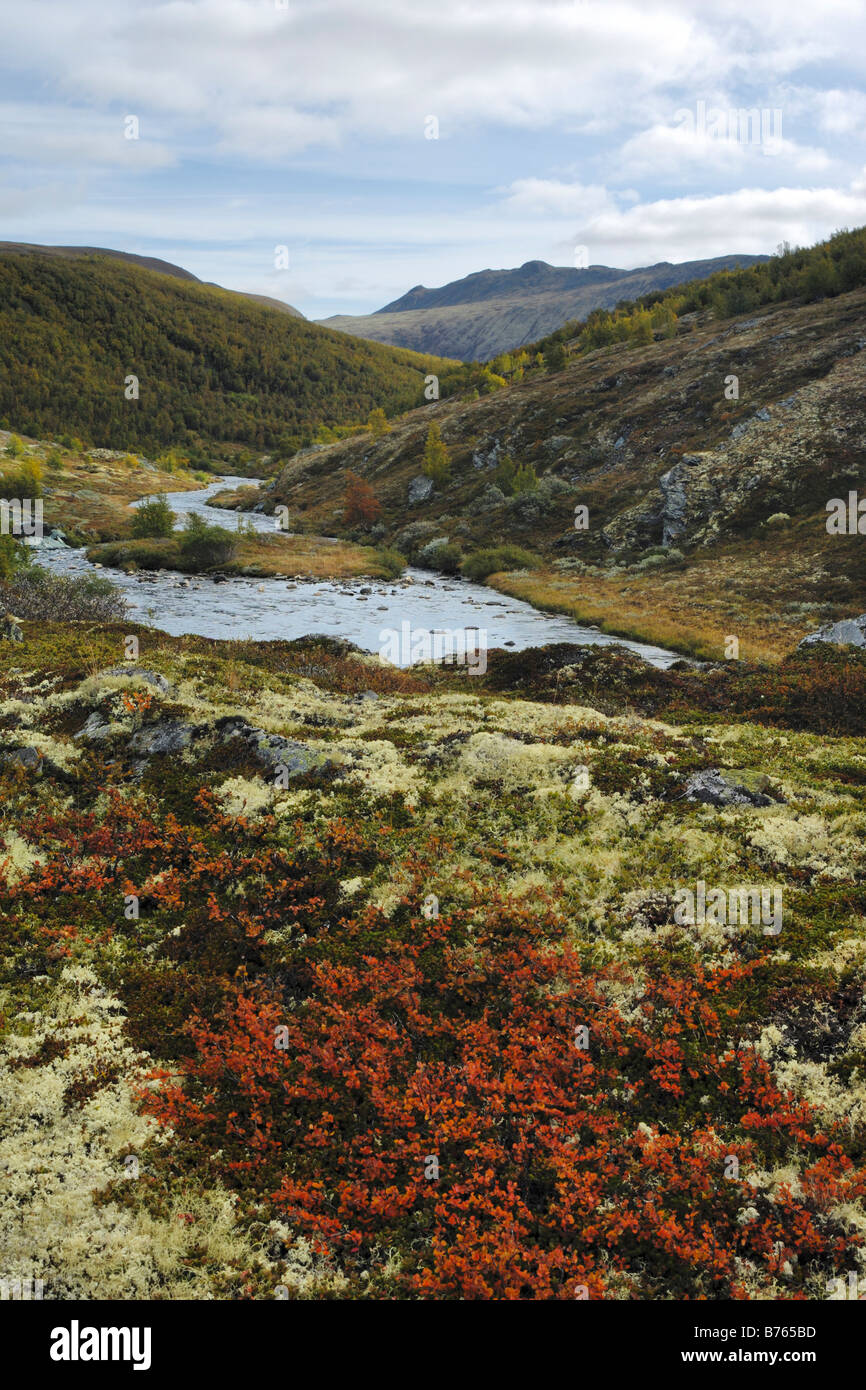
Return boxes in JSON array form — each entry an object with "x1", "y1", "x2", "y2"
[{"x1": 32, "y1": 479, "x2": 683, "y2": 668}]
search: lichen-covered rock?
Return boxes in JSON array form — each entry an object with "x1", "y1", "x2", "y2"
[
  {"x1": 100, "y1": 666, "x2": 174, "y2": 694},
  {"x1": 1, "y1": 613, "x2": 23, "y2": 643},
  {"x1": 216, "y1": 716, "x2": 329, "y2": 778},
  {"x1": 129, "y1": 719, "x2": 199, "y2": 756},
  {"x1": 74, "y1": 711, "x2": 113, "y2": 742},
  {"x1": 407, "y1": 475, "x2": 434, "y2": 505},
  {"x1": 799, "y1": 614, "x2": 866, "y2": 649},
  {"x1": 0, "y1": 745, "x2": 42, "y2": 772},
  {"x1": 683, "y1": 767, "x2": 775, "y2": 807}
]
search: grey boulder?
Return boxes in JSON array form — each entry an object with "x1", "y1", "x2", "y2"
[
  {"x1": 129, "y1": 719, "x2": 198, "y2": 755},
  {"x1": 407, "y1": 476, "x2": 434, "y2": 505},
  {"x1": 101, "y1": 666, "x2": 175, "y2": 694},
  {"x1": 684, "y1": 768, "x2": 775, "y2": 808},
  {"x1": 217, "y1": 717, "x2": 329, "y2": 778},
  {"x1": 799, "y1": 614, "x2": 866, "y2": 650}
]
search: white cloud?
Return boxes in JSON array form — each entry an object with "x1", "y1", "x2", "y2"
[
  {"x1": 0, "y1": 103, "x2": 176, "y2": 170},
  {"x1": 570, "y1": 179, "x2": 866, "y2": 267},
  {"x1": 215, "y1": 107, "x2": 340, "y2": 159},
  {"x1": 815, "y1": 89, "x2": 866, "y2": 136},
  {"x1": 499, "y1": 179, "x2": 616, "y2": 219},
  {"x1": 0, "y1": 0, "x2": 759, "y2": 154},
  {"x1": 2, "y1": 0, "x2": 866, "y2": 312},
  {"x1": 617, "y1": 118, "x2": 832, "y2": 180}
]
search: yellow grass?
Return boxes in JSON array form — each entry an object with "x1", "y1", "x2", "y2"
[
  {"x1": 489, "y1": 540, "x2": 833, "y2": 663},
  {"x1": 0, "y1": 438, "x2": 203, "y2": 543},
  {"x1": 230, "y1": 533, "x2": 399, "y2": 579},
  {"x1": 86, "y1": 530, "x2": 399, "y2": 580}
]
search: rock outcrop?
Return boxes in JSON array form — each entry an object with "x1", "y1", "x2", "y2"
[
  {"x1": 799, "y1": 614, "x2": 866, "y2": 649},
  {"x1": 683, "y1": 768, "x2": 776, "y2": 808}
]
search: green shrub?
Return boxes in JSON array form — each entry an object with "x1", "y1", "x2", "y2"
[
  {"x1": 1, "y1": 458, "x2": 44, "y2": 501},
  {"x1": 461, "y1": 545, "x2": 543, "y2": 581},
  {"x1": 1, "y1": 567, "x2": 126, "y2": 621},
  {"x1": 513, "y1": 462, "x2": 538, "y2": 494},
  {"x1": 494, "y1": 454, "x2": 517, "y2": 495},
  {"x1": 179, "y1": 513, "x2": 237, "y2": 569},
  {"x1": 0, "y1": 534, "x2": 32, "y2": 583},
  {"x1": 417, "y1": 538, "x2": 462, "y2": 574},
  {"x1": 632, "y1": 548, "x2": 685, "y2": 572},
  {"x1": 132, "y1": 494, "x2": 176, "y2": 538},
  {"x1": 537, "y1": 473, "x2": 571, "y2": 501},
  {"x1": 372, "y1": 547, "x2": 406, "y2": 579}
]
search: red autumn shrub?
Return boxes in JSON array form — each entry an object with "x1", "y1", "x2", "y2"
[
  {"x1": 343, "y1": 470, "x2": 382, "y2": 526},
  {"x1": 144, "y1": 894, "x2": 866, "y2": 1299},
  {"x1": 5, "y1": 779, "x2": 863, "y2": 1299}
]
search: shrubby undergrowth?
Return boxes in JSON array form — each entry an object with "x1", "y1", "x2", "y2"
[
  {"x1": 1, "y1": 624, "x2": 864, "y2": 1299},
  {"x1": 1, "y1": 566, "x2": 127, "y2": 622}
]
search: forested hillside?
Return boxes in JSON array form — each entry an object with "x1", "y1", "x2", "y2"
[
  {"x1": 0, "y1": 251, "x2": 458, "y2": 455},
  {"x1": 531, "y1": 227, "x2": 866, "y2": 359}
]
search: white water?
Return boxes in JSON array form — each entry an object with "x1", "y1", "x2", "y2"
[{"x1": 33, "y1": 478, "x2": 682, "y2": 668}]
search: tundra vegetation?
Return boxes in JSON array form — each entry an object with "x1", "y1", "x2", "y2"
[
  {"x1": 2, "y1": 231, "x2": 866, "y2": 1301},
  {"x1": 1, "y1": 621, "x2": 865, "y2": 1299}
]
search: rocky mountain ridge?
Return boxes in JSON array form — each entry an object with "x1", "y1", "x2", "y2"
[{"x1": 318, "y1": 253, "x2": 768, "y2": 360}]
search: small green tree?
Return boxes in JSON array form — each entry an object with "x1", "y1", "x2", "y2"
[
  {"x1": 5, "y1": 434, "x2": 24, "y2": 458},
  {"x1": 630, "y1": 310, "x2": 653, "y2": 345},
  {"x1": 132, "y1": 494, "x2": 176, "y2": 538},
  {"x1": 650, "y1": 302, "x2": 677, "y2": 339},
  {"x1": 543, "y1": 342, "x2": 566, "y2": 372},
  {"x1": 422, "y1": 424, "x2": 450, "y2": 486},
  {"x1": 0, "y1": 534, "x2": 31, "y2": 583},
  {"x1": 800, "y1": 255, "x2": 840, "y2": 302},
  {"x1": 368, "y1": 407, "x2": 390, "y2": 438},
  {"x1": 512, "y1": 462, "x2": 538, "y2": 494},
  {"x1": 494, "y1": 454, "x2": 518, "y2": 495},
  {"x1": 18, "y1": 459, "x2": 43, "y2": 498}
]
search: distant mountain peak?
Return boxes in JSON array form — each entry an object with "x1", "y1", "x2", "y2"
[{"x1": 322, "y1": 252, "x2": 769, "y2": 360}]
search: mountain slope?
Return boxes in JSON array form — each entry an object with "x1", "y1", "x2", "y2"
[
  {"x1": 319, "y1": 254, "x2": 768, "y2": 360},
  {"x1": 0, "y1": 241, "x2": 305, "y2": 319},
  {"x1": 252, "y1": 230, "x2": 866, "y2": 660},
  {"x1": 0, "y1": 249, "x2": 458, "y2": 455}
]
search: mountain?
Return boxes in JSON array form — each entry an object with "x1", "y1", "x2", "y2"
[
  {"x1": 256, "y1": 230, "x2": 866, "y2": 659},
  {"x1": 0, "y1": 241, "x2": 306, "y2": 319},
  {"x1": 0, "y1": 247, "x2": 458, "y2": 455},
  {"x1": 319, "y1": 254, "x2": 769, "y2": 360}
]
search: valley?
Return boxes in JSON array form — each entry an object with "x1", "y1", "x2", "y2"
[{"x1": 2, "y1": 229, "x2": 866, "y2": 1307}]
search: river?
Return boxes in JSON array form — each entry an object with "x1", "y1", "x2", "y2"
[{"x1": 32, "y1": 478, "x2": 681, "y2": 668}]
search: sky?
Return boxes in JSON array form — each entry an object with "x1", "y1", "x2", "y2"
[{"x1": 1, "y1": 0, "x2": 866, "y2": 319}]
